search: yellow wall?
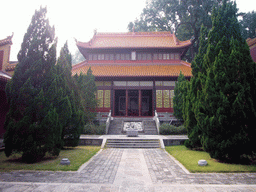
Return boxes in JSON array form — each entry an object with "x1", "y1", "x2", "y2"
[{"x1": 0, "y1": 43, "x2": 11, "y2": 72}]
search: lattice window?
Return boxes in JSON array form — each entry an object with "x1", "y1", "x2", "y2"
[
  {"x1": 170, "y1": 90, "x2": 174, "y2": 108},
  {"x1": 97, "y1": 90, "x2": 104, "y2": 108},
  {"x1": 147, "y1": 53, "x2": 152, "y2": 60},
  {"x1": 140, "y1": 81, "x2": 153, "y2": 86},
  {"x1": 125, "y1": 54, "x2": 130, "y2": 60},
  {"x1": 163, "y1": 90, "x2": 170, "y2": 108},
  {"x1": 88, "y1": 54, "x2": 93, "y2": 60},
  {"x1": 175, "y1": 53, "x2": 179, "y2": 60},
  {"x1": 156, "y1": 90, "x2": 162, "y2": 108},
  {"x1": 170, "y1": 54, "x2": 174, "y2": 60},
  {"x1": 110, "y1": 54, "x2": 114, "y2": 60},
  {"x1": 155, "y1": 81, "x2": 163, "y2": 86},
  {"x1": 104, "y1": 81, "x2": 111, "y2": 86},
  {"x1": 105, "y1": 54, "x2": 110, "y2": 60},
  {"x1": 137, "y1": 53, "x2": 142, "y2": 60},
  {"x1": 114, "y1": 81, "x2": 126, "y2": 86},
  {"x1": 95, "y1": 81, "x2": 104, "y2": 86},
  {"x1": 153, "y1": 53, "x2": 158, "y2": 60},
  {"x1": 163, "y1": 53, "x2": 167, "y2": 60},
  {"x1": 127, "y1": 81, "x2": 139, "y2": 86},
  {"x1": 142, "y1": 53, "x2": 147, "y2": 60},
  {"x1": 104, "y1": 90, "x2": 111, "y2": 108},
  {"x1": 159, "y1": 53, "x2": 163, "y2": 60},
  {"x1": 116, "y1": 54, "x2": 121, "y2": 60},
  {"x1": 163, "y1": 81, "x2": 176, "y2": 86}
]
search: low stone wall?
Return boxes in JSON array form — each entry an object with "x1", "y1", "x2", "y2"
[
  {"x1": 79, "y1": 138, "x2": 103, "y2": 146},
  {"x1": 163, "y1": 139, "x2": 187, "y2": 146}
]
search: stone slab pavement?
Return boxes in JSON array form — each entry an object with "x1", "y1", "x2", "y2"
[{"x1": 0, "y1": 148, "x2": 256, "y2": 191}]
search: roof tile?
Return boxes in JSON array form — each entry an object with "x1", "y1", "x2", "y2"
[
  {"x1": 72, "y1": 63, "x2": 192, "y2": 77},
  {"x1": 77, "y1": 32, "x2": 191, "y2": 49}
]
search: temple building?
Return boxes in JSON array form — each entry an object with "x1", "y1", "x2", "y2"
[
  {"x1": 0, "y1": 35, "x2": 16, "y2": 137},
  {"x1": 247, "y1": 37, "x2": 256, "y2": 62},
  {"x1": 72, "y1": 31, "x2": 192, "y2": 120}
]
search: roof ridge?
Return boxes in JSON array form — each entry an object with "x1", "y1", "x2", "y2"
[
  {"x1": 0, "y1": 34, "x2": 13, "y2": 46},
  {"x1": 96, "y1": 31, "x2": 173, "y2": 37}
]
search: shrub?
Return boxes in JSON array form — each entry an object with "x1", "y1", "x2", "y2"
[
  {"x1": 159, "y1": 123, "x2": 187, "y2": 135},
  {"x1": 83, "y1": 123, "x2": 106, "y2": 135}
]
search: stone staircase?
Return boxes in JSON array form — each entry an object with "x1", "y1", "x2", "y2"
[
  {"x1": 107, "y1": 118, "x2": 158, "y2": 135},
  {"x1": 108, "y1": 119, "x2": 123, "y2": 134},
  {"x1": 105, "y1": 139, "x2": 160, "y2": 148},
  {"x1": 143, "y1": 120, "x2": 158, "y2": 135}
]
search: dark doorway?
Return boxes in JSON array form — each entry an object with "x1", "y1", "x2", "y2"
[
  {"x1": 114, "y1": 89, "x2": 153, "y2": 117},
  {"x1": 128, "y1": 90, "x2": 139, "y2": 116},
  {"x1": 114, "y1": 90, "x2": 126, "y2": 116},
  {"x1": 141, "y1": 90, "x2": 152, "y2": 116}
]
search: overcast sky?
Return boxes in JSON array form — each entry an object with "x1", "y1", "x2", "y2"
[{"x1": 1, "y1": 0, "x2": 255, "y2": 61}]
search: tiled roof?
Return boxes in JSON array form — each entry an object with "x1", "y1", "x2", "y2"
[
  {"x1": 77, "y1": 32, "x2": 192, "y2": 49},
  {"x1": 72, "y1": 62, "x2": 192, "y2": 77},
  {"x1": 0, "y1": 71, "x2": 11, "y2": 82},
  {"x1": 0, "y1": 34, "x2": 13, "y2": 46},
  {"x1": 5, "y1": 62, "x2": 18, "y2": 72},
  {"x1": 247, "y1": 37, "x2": 256, "y2": 47}
]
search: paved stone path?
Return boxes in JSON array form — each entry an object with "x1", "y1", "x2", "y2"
[{"x1": 0, "y1": 148, "x2": 256, "y2": 191}]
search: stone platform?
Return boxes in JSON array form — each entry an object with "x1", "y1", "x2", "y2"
[{"x1": 79, "y1": 134, "x2": 188, "y2": 148}]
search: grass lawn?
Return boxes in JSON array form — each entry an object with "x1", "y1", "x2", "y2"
[
  {"x1": 0, "y1": 146, "x2": 101, "y2": 172},
  {"x1": 166, "y1": 145, "x2": 256, "y2": 173}
]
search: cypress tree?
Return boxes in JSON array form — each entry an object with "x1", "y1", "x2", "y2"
[
  {"x1": 4, "y1": 7, "x2": 62, "y2": 163},
  {"x1": 183, "y1": 25, "x2": 209, "y2": 149},
  {"x1": 200, "y1": 0, "x2": 256, "y2": 163},
  {"x1": 173, "y1": 71, "x2": 186, "y2": 120},
  {"x1": 75, "y1": 68, "x2": 97, "y2": 124},
  {"x1": 55, "y1": 42, "x2": 85, "y2": 147}
]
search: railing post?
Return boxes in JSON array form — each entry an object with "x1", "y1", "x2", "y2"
[
  {"x1": 154, "y1": 110, "x2": 160, "y2": 135},
  {"x1": 105, "y1": 110, "x2": 112, "y2": 134}
]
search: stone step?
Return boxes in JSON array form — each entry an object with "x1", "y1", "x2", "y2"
[
  {"x1": 107, "y1": 118, "x2": 158, "y2": 135},
  {"x1": 106, "y1": 139, "x2": 160, "y2": 148}
]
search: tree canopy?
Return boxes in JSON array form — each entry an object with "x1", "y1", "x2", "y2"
[
  {"x1": 4, "y1": 7, "x2": 62, "y2": 163},
  {"x1": 3, "y1": 7, "x2": 95, "y2": 163},
  {"x1": 240, "y1": 11, "x2": 256, "y2": 39},
  {"x1": 185, "y1": 0, "x2": 256, "y2": 163},
  {"x1": 128, "y1": 0, "x2": 222, "y2": 61}
]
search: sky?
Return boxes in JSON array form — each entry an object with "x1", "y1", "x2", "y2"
[{"x1": 1, "y1": 0, "x2": 255, "y2": 61}]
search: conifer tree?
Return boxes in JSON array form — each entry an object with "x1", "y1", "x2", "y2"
[
  {"x1": 4, "y1": 7, "x2": 62, "y2": 163},
  {"x1": 75, "y1": 68, "x2": 97, "y2": 124},
  {"x1": 200, "y1": 0, "x2": 256, "y2": 163},
  {"x1": 183, "y1": 25, "x2": 209, "y2": 148},
  {"x1": 173, "y1": 71, "x2": 186, "y2": 120},
  {"x1": 54, "y1": 42, "x2": 85, "y2": 147}
]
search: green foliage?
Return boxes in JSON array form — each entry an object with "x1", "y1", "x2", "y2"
[
  {"x1": 0, "y1": 146, "x2": 101, "y2": 171},
  {"x1": 128, "y1": 0, "x2": 222, "y2": 61},
  {"x1": 74, "y1": 68, "x2": 97, "y2": 124},
  {"x1": 159, "y1": 123, "x2": 187, "y2": 135},
  {"x1": 4, "y1": 7, "x2": 61, "y2": 163},
  {"x1": 166, "y1": 146, "x2": 256, "y2": 172},
  {"x1": 183, "y1": 25, "x2": 209, "y2": 149},
  {"x1": 239, "y1": 11, "x2": 256, "y2": 39},
  {"x1": 54, "y1": 42, "x2": 85, "y2": 147},
  {"x1": 83, "y1": 123, "x2": 106, "y2": 135},
  {"x1": 198, "y1": 0, "x2": 256, "y2": 163},
  {"x1": 3, "y1": 8, "x2": 91, "y2": 163},
  {"x1": 173, "y1": 71, "x2": 186, "y2": 120}
]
